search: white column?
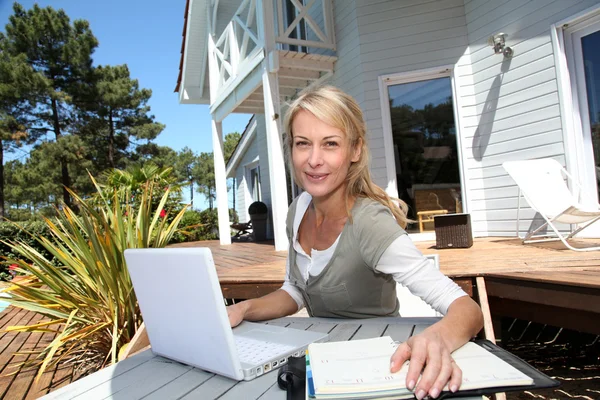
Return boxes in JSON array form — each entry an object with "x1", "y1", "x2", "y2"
[
  {"x1": 212, "y1": 118, "x2": 232, "y2": 245},
  {"x1": 257, "y1": 0, "x2": 289, "y2": 251},
  {"x1": 262, "y1": 71, "x2": 289, "y2": 251}
]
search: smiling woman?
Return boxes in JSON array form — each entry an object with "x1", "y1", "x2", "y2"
[{"x1": 226, "y1": 86, "x2": 483, "y2": 400}]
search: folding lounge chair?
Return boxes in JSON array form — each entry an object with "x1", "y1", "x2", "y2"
[{"x1": 502, "y1": 158, "x2": 600, "y2": 251}]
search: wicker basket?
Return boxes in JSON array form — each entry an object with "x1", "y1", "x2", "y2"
[{"x1": 434, "y1": 213, "x2": 473, "y2": 249}]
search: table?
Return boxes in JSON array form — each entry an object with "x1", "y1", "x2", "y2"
[{"x1": 41, "y1": 317, "x2": 482, "y2": 400}]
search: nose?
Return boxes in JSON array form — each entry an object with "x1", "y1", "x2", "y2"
[{"x1": 308, "y1": 146, "x2": 323, "y2": 168}]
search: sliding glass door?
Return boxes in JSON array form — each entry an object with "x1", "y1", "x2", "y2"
[{"x1": 384, "y1": 73, "x2": 462, "y2": 232}]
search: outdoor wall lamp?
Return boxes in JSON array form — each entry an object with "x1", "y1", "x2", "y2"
[{"x1": 488, "y1": 32, "x2": 514, "y2": 58}]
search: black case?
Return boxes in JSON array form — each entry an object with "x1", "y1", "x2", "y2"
[{"x1": 277, "y1": 339, "x2": 560, "y2": 400}]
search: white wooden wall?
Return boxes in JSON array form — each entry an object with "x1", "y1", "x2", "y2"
[
  {"x1": 329, "y1": 0, "x2": 365, "y2": 105},
  {"x1": 460, "y1": 0, "x2": 600, "y2": 236},
  {"x1": 234, "y1": 134, "x2": 258, "y2": 223},
  {"x1": 233, "y1": 115, "x2": 274, "y2": 238}
]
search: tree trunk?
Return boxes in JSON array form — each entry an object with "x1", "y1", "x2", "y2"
[
  {"x1": 108, "y1": 108, "x2": 115, "y2": 168},
  {"x1": 51, "y1": 98, "x2": 72, "y2": 208},
  {"x1": 0, "y1": 145, "x2": 4, "y2": 218},
  {"x1": 189, "y1": 180, "x2": 194, "y2": 208}
]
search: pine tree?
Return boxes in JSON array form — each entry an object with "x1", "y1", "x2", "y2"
[
  {"x1": 78, "y1": 64, "x2": 165, "y2": 169},
  {"x1": 0, "y1": 37, "x2": 47, "y2": 217},
  {"x1": 3, "y1": 3, "x2": 98, "y2": 208}
]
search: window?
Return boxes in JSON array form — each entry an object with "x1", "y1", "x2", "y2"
[
  {"x1": 379, "y1": 68, "x2": 464, "y2": 233},
  {"x1": 245, "y1": 161, "x2": 261, "y2": 202}
]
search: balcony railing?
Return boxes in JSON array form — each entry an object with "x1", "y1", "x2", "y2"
[{"x1": 208, "y1": 0, "x2": 335, "y2": 103}]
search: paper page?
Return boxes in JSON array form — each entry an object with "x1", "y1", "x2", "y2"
[
  {"x1": 308, "y1": 337, "x2": 534, "y2": 396},
  {"x1": 451, "y1": 342, "x2": 533, "y2": 390},
  {"x1": 309, "y1": 337, "x2": 410, "y2": 395}
]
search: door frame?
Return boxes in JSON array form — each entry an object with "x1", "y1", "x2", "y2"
[
  {"x1": 553, "y1": 5, "x2": 600, "y2": 204},
  {"x1": 552, "y1": 4, "x2": 600, "y2": 236},
  {"x1": 377, "y1": 65, "x2": 468, "y2": 213}
]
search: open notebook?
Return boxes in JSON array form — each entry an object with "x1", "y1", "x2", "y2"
[{"x1": 306, "y1": 336, "x2": 558, "y2": 399}]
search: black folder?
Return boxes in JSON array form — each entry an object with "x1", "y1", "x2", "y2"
[
  {"x1": 278, "y1": 339, "x2": 560, "y2": 400},
  {"x1": 439, "y1": 339, "x2": 560, "y2": 399}
]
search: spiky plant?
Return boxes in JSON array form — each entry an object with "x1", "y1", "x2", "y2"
[{"x1": 1, "y1": 175, "x2": 187, "y2": 378}]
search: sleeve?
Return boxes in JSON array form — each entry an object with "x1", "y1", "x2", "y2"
[
  {"x1": 280, "y1": 256, "x2": 305, "y2": 311},
  {"x1": 352, "y1": 200, "x2": 406, "y2": 269},
  {"x1": 376, "y1": 235, "x2": 467, "y2": 315}
]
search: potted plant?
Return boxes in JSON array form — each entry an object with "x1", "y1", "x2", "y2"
[{"x1": 248, "y1": 201, "x2": 268, "y2": 241}]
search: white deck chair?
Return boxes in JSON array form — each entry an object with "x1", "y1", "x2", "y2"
[
  {"x1": 397, "y1": 254, "x2": 443, "y2": 317},
  {"x1": 502, "y1": 158, "x2": 600, "y2": 252}
]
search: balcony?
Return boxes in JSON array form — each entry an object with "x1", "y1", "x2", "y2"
[{"x1": 207, "y1": 0, "x2": 337, "y2": 121}]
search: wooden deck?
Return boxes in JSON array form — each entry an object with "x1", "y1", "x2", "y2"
[
  {"x1": 2, "y1": 236, "x2": 600, "y2": 398},
  {"x1": 173, "y1": 237, "x2": 600, "y2": 335},
  {"x1": 0, "y1": 306, "x2": 75, "y2": 399}
]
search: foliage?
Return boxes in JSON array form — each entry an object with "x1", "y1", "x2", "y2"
[
  {"x1": 193, "y1": 152, "x2": 216, "y2": 209},
  {"x1": 174, "y1": 147, "x2": 197, "y2": 208},
  {"x1": 76, "y1": 64, "x2": 165, "y2": 169},
  {"x1": 3, "y1": 2, "x2": 98, "y2": 208},
  {"x1": 0, "y1": 41, "x2": 47, "y2": 217},
  {"x1": 1, "y1": 176, "x2": 188, "y2": 378},
  {"x1": 192, "y1": 132, "x2": 242, "y2": 209},
  {"x1": 224, "y1": 131, "x2": 241, "y2": 163},
  {"x1": 170, "y1": 208, "x2": 238, "y2": 243}
]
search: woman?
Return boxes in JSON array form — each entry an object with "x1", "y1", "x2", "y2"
[{"x1": 227, "y1": 86, "x2": 483, "y2": 399}]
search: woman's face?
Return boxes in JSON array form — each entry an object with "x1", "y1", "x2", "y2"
[{"x1": 291, "y1": 110, "x2": 360, "y2": 200}]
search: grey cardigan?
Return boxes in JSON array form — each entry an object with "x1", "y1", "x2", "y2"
[{"x1": 286, "y1": 196, "x2": 406, "y2": 318}]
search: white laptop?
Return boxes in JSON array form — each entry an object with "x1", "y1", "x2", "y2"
[{"x1": 124, "y1": 247, "x2": 329, "y2": 381}]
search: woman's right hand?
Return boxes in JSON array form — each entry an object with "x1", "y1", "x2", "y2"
[{"x1": 226, "y1": 302, "x2": 247, "y2": 327}]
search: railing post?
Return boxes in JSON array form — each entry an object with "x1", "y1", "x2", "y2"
[
  {"x1": 228, "y1": 24, "x2": 240, "y2": 76},
  {"x1": 207, "y1": 10, "x2": 219, "y2": 103}
]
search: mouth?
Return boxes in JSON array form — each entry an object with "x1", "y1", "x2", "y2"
[{"x1": 305, "y1": 172, "x2": 328, "y2": 181}]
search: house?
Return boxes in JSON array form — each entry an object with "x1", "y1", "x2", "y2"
[{"x1": 176, "y1": 0, "x2": 600, "y2": 251}]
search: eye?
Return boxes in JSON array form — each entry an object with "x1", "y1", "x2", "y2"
[
  {"x1": 294, "y1": 140, "x2": 309, "y2": 147},
  {"x1": 324, "y1": 141, "x2": 339, "y2": 147}
]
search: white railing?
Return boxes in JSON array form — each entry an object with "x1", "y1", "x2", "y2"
[
  {"x1": 275, "y1": 0, "x2": 335, "y2": 50},
  {"x1": 210, "y1": 0, "x2": 263, "y2": 93},
  {"x1": 208, "y1": 0, "x2": 335, "y2": 102}
]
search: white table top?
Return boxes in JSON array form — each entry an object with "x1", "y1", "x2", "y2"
[{"x1": 41, "y1": 317, "x2": 482, "y2": 400}]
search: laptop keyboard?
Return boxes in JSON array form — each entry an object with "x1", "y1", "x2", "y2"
[{"x1": 235, "y1": 336, "x2": 295, "y2": 365}]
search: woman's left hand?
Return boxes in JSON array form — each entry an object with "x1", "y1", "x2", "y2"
[{"x1": 389, "y1": 329, "x2": 462, "y2": 399}]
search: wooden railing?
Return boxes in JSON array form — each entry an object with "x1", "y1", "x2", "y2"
[
  {"x1": 211, "y1": 0, "x2": 262, "y2": 92},
  {"x1": 208, "y1": 0, "x2": 335, "y2": 102}
]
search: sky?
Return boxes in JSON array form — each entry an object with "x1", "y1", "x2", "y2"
[{"x1": 0, "y1": 0, "x2": 252, "y2": 208}]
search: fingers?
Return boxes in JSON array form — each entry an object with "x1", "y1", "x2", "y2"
[
  {"x1": 423, "y1": 352, "x2": 456, "y2": 399},
  {"x1": 448, "y1": 358, "x2": 462, "y2": 393},
  {"x1": 410, "y1": 341, "x2": 443, "y2": 399},
  {"x1": 389, "y1": 343, "x2": 411, "y2": 373}
]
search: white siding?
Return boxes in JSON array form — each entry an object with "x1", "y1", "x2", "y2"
[
  {"x1": 353, "y1": 0, "x2": 469, "y2": 190},
  {"x1": 330, "y1": 0, "x2": 365, "y2": 105},
  {"x1": 459, "y1": 0, "x2": 600, "y2": 236},
  {"x1": 232, "y1": 115, "x2": 275, "y2": 239},
  {"x1": 233, "y1": 132, "x2": 259, "y2": 223}
]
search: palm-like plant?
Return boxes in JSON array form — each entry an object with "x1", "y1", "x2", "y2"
[{"x1": 1, "y1": 175, "x2": 187, "y2": 378}]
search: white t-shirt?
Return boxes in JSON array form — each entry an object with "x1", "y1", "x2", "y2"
[{"x1": 281, "y1": 192, "x2": 466, "y2": 315}]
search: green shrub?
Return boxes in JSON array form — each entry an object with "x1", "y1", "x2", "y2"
[
  {"x1": 169, "y1": 207, "x2": 239, "y2": 243},
  {"x1": 2, "y1": 177, "x2": 187, "y2": 378},
  {"x1": 0, "y1": 220, "x2": 58, "y2": 280}
]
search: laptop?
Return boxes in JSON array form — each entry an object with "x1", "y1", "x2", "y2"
[{"x1": 124, "y1": 247, "x2": 329, "y2": 381}]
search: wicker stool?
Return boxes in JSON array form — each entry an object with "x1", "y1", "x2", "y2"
[{"x1": 434, "y1": 213, "x2": 473, "y2": 249}]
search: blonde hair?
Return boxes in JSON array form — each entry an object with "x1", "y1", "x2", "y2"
[{"x1": 283, "y1": 85, "x2": 410, "y2": 228}]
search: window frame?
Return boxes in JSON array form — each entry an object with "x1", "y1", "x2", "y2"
[{"x1": 377, "y1": 65, "x2": 467, "y2": 212}]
